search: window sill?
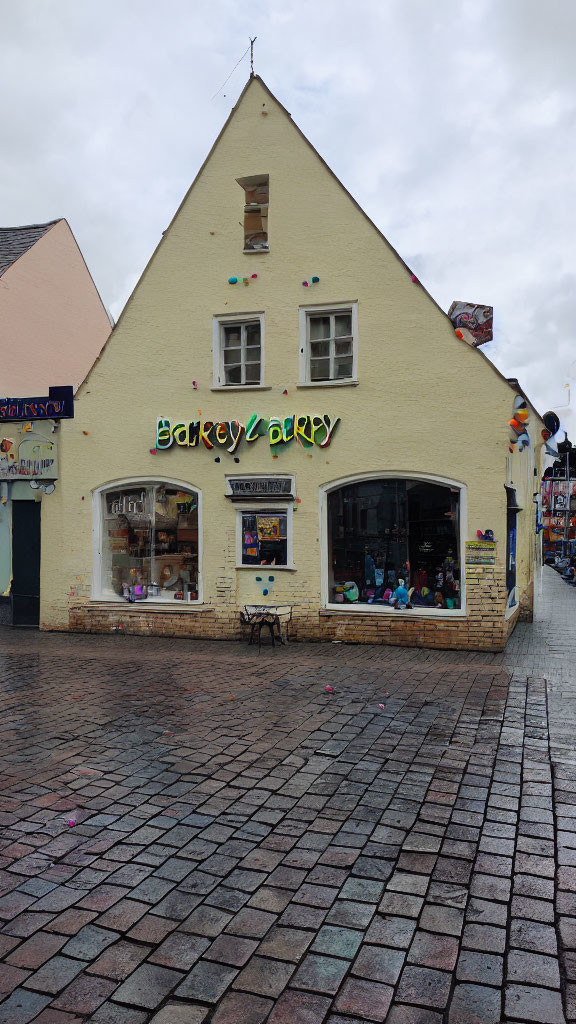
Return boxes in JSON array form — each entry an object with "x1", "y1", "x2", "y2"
[
  {"x1": 236, "y1": 565, "x2": 296, "y2": 572},
  {"x1": 243, "y1": 248, "x2": 269, "y2": 255},
  {"x1": 90, "y1": 598, "x2": 213, "y2": 613},
  {"x1": 210, "y1": 385, "x2": 272, "y2": 392},
  {"x1": 321, "y1": 604, "x2": 467, "y2": 619},
  {"x1": 297, "y1": 379, "x2": 359, "y2": 389}
]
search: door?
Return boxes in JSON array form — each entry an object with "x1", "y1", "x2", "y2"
[
  {"x1": 12, "y1": 501, "x2": 41, "y2": 627},
  {"x1": 506, "y1": 508, "x2": 517, "y2": 607}
]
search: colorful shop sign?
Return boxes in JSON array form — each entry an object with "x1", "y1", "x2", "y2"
[
  {"x1": 156, "y1": 414, "x2": 340, "y2": 453},
  {"x1": 465, "y1": 540, "x2": 496, "y2": 565},
  {"x1": 0, "y1": 421, "x2": 58, "y2": 480},
  {"x1": 0, "y1": 386, "x2": 74, "y2": 422}
]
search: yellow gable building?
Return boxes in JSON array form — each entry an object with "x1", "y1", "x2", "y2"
[{"x1": 40, "y1": 77, "x2": 543, "y2": 650}]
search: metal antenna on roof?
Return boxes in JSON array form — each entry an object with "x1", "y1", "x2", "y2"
[{"x1": 211, "y1": 41, "x2": 254, "y2": 100}]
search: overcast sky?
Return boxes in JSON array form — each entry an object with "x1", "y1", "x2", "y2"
[{"x1": 2, "y1": 0, "x2": 575, "y2": 436}]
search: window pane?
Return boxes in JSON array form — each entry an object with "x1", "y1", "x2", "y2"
[
  {"x1": 223, "y1": 326, "x2": 241, "y2": 346},
  {"x1": 102, "y1": 485, "x2": 200, "y2": 602},
  {"x1": 335, "y1": 358, "x2": 353, "y2": 378},
  {"x1": 225, "y1": 365, "x2": 242, "y2": 384},
  {"x1": 245, "y1": 362, "x2": 261, "y2": 383},
  {"x1": 327, "y1": 479, "x2": 460, "y2": 610},
  {"x1": 223, "y1": 347, "x2": 241, "y2": 365},
  {"x1": 335, "y1": 339, "x2": 352, "y2": 355},
  {"x1": 311, "y1": 357, "x2": 331, "y2": 380},
  {"x1": 242, "y1": 511, "x2": 288, "y2": 566},
  {"x1": 335, "y1": 314, "x2": 352, "y2": 337},
  {"x1": 245, "y1": 322, "x2": 261, "y2": 346},
  {"x1": 103, "y1": 488, "x2": 152, "y2": 599},
  {"x1": 310, "y1": 340, "x2": 330, "y2": 358},
  {"x1": 154, "y1": 488, "x2": 199, "y2": 600},
  {"x1": 309, "y1": 316, "x2": 330, "y2": 340}
]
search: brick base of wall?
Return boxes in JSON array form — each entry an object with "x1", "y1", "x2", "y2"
[{"x1": 64, "y1": 562, "x2": 514, "y2": 652}]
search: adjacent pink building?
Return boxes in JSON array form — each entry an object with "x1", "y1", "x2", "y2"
[
  {"x1": 0, "y1": 219, "x2": 111, "y2": 627},
  {"x1": 0, "y1": 218, "x2": 112, "y2": 396}
]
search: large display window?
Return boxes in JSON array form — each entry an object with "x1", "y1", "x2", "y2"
[
  {"x1": 327, "y1": 478, "x2": 462, "y2": 610},
  {"x1": 97, "y1": 482, "x2": 200, "y2": 602}
]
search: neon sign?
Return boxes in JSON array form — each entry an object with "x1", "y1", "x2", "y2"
[{"x1": 156, "y1": 414, "x2": 340, "y2": 453}]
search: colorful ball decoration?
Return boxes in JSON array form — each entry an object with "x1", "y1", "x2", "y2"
[
  {"x1": 228, "y1": 274, "x2": 258, "y2": 286},
  {"x1": 302, "y1": 276, "x2": 320, "y2": 287}
]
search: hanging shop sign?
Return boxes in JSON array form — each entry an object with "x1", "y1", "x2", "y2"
[
  {"x1": 0, "y1": 386, "x2": 74, "y2": 422},
  {"x1": 448, "y1": 300, "x2": 493, "y2": 346},
  {"x1": 0, "y1": 421, "x2": 58, "y2": 480},
  {"x1": 156, "y1": 414, "x2": 340, "y2": 453},
  {"x1": 465, "y1": 540, "x2": 496, "y2": 565},
  {"x1": 225, "y1": 477, "x2": 294, "y2": 500}
]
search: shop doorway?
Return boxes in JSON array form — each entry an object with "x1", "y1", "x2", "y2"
[{"x1": 12, "y1": 501, "x2": 41, "y2": 627}]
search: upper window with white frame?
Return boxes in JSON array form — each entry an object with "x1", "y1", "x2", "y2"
[
  {"x1": 213, "y1": 316, "x2": 263, "y2": 387},
  {"x1": 299, "y1": 304, "x2": 358, "y2": 384}
]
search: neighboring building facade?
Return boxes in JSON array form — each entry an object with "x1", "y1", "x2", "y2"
[
  {"x1": 0, "y1": 219, "x2": 112, "y2": 625},
  {"x1": 541, "y1": 438, "x2": 576, "y2": 555},
  {"x1": 40, "y1": 77, "x2": 543, "y2": 650}
]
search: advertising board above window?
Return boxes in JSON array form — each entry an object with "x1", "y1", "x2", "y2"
[
  {"x1": 0, "y1": 421, "x2": 58, "y2": 481},
  {"x1": 226, "y1": 477, "x2": 294, "y2": 500}
]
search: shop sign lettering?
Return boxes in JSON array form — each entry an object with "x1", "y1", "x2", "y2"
[
  {"x1": 0, "y1": 386, "x2": 74, "y2": 422},
  {"x1": 156, "y1": 414, "x2": 340, "y2": 453}
]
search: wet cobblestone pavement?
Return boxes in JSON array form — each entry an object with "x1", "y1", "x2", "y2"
[{"x1": 0, "y1": 568, "x2": 575, "y2": 1023}]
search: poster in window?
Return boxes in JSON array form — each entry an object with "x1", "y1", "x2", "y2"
[
  {"x1": 257, "y1": 516, "x2": 281, "y2": 541},
  {"x1": 554, "y1": 482, "x2": 568, "y2": 509}
]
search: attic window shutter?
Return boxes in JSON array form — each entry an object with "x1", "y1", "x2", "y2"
[{"x1": 237, "y1": 175, "x2": 269, "y2": 252}]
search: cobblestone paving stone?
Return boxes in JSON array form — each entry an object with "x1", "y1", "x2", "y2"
[{"x1": 0, "y1": 567, "x2": 575, "y2": 1022}]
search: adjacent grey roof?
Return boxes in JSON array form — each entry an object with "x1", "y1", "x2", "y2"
[{"x1": 0, "y1": 220, "x2": 61, "y2": 278}]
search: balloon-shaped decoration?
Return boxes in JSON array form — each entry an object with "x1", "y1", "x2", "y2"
[
  {"x1": 543, "y1": 410, "x2": 560, "y2": 437},
  {"x1": 509, "y1": 397, "x2": 530, "y2": 452},
  {"x1": 228, "y1": 277, "x2": 238, "y2": 284}
]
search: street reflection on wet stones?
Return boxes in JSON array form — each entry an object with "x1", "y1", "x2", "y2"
[{"x1": 0, "y1": 568, "x2": 574, "y2": 1022}]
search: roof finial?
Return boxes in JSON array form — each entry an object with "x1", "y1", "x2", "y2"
[{"x1": 250, "y1": 36, "x2": 257, "y2": 76}]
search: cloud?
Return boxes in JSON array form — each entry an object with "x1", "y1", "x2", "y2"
[{"x1": 1, "y1": 0, "x2": 574, "y2": 427}]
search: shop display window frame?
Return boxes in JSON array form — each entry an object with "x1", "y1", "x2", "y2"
[
  {"x1": 212, "y1": 313, "x2": 266, "y2": 389},
  {"x1": 319, "y1": 471, "x2": 467, "y2": 616},
  {"x1": 298, "y1": 302, "x2": 359, "y2": 386},
  {"x1": 235, "y1": 504, "x2": 294, "y2": 570},
  {"x1": 92, "y1": 477, "x2": 203, "y2": 605}
]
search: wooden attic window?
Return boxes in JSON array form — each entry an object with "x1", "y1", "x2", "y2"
[{"x1": 237, "y1": 175, "x2": 269, "y2": 252}]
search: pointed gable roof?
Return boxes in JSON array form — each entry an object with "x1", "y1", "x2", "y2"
[{"x1": 0, "y1": 220, "x2": 61, "y2": 278}]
